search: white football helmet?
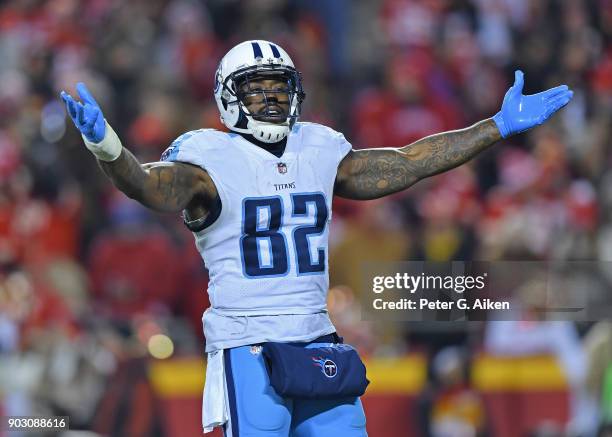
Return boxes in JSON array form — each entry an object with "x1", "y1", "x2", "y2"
[{"x1": 214, "y1": 40, "x2": 305, "y2": 143}]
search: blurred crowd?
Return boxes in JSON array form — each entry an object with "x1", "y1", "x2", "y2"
[{"x1": 0, "y1": 0, "x2": 611, "y2": 436}]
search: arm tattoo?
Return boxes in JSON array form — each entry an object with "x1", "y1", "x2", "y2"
[
  {"x1": 99, "y1": 148, "x2": 214, "y2": 213},
  {"x1": 335, "y1": 119, "x2": 501, "y2": 200},
  {"x1": 98, "y1": 148, "x2": 147, "y2": 200}
]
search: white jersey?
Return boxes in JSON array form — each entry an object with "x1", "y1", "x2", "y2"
[{"x1": 162, "y1": 122, "x2": 352, "y2": 351}]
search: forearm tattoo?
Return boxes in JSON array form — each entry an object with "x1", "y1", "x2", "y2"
[
  {"x1": 335, "y1": 119, "x2": 501, "y2": 200},
  {"x1": 99, "y1": 148, "x2": 210, "y2": 212}
]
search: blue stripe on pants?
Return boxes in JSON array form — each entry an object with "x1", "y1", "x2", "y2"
[{"x1": 224, "y1": 350, "x2": 240, "y2": 436}]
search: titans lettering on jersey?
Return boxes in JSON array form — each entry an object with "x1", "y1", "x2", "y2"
[{"x1": 161, "y1": 123, "x2": 352, "y2": 351}]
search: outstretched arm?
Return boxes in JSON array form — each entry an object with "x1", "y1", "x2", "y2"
[
  {"x1": 335, "y1": 70, "x2": 573, "y2": 200},
  {"x1": 97, "y1": 151, "x2": 215, "y2": 213},
  {"x1": 61, "y1": 83, "x2": 216, "y2": 213},
  {"x1": 335, "y1": 119, "x2": 499, "y2": 200}
]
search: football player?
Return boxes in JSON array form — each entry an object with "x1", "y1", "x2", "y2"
[{"x1": 61, "y1": 40, "x2": 573, "y2": 437}]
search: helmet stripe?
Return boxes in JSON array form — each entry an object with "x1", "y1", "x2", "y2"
[
  {"x1": 251, "y1": 42, "x2": 263, "y2": 59},
  {"x1": 269, "y1": 43, "x2": 281, "y2": 58}
]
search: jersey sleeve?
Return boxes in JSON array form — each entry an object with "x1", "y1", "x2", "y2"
[
  {"x1": 160, "y1": 129, "x2": 226, "y2": 231},
  {"x1": 297, "y1": 122, "x2": 353, "y2": 167},
  {"x1": 334, "y1": 130, "x2": 353, "y2": 163},
  {"x1": 160, "y1": 129, "x2": 209, "y2": 166},
  {"x1": 319, "y1": 125, "x2": 353, "y2": 169}
]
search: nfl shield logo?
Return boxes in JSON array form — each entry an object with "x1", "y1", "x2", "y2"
[{"x1": 277, "y1": 162, "x2": 287, "y2": 174}]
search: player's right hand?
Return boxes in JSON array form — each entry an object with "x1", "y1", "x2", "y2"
[
  {"x1": 61, "y1": 83, "x2": 123, "y2": 162},
  {"x1": 60, "y1": 82, "x2": 106, "y2": 143}
]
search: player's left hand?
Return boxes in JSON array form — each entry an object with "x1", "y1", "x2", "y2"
[{"x1": 493, "y1": 70, "x2": 574, "y2": 138}]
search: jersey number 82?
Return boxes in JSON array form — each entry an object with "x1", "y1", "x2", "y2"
[{"x1": 240, "y1": 193, "x2": 328, "y2": 278}]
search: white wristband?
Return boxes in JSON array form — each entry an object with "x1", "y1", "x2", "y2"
[{"x1": 82, "y1": 120, "x2": 123, "y2": 162}]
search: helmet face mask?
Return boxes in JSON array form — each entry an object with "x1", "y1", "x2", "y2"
[
  {"x1": 235, "y1": 71, "x2": 294, "y2": 123},
  {"x1": 214, "y1": 41, "x2": 305, "y2": 143}
]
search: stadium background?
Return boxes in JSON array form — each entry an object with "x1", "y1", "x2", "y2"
[{"x1": 0, "y1": 0, "x2": 611, "y2": 436}]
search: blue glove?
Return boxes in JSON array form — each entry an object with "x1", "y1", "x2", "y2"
[
  {"x1": 60, "y1": 82, "x2": 106, "y2": 143},
  {"x1": 493, "y1": 70, "x2": 574, "y2": 138}
]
